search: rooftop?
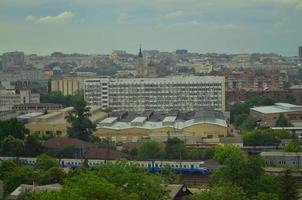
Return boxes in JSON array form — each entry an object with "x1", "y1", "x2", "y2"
[
  {"x1": 251, "y1": 103, "x2": 302, "y2": 114},
  {"x1": 260, "y1": 151, "x2": 302, "y2": 157}
]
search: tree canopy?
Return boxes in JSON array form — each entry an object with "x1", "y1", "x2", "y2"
[
  {"x1": 138, "y1": 141, "x2": 164, "y2": 160},
  {"x1": 65, "y1": 98, "x2": 96, "y2": 141}
]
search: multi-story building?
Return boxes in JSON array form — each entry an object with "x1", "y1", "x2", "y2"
[
  {"x1": 51, "y1": 74, "x2": 96, "y2": 96},
  {"x1": 213, "y1": 71, "x2": 287, "y2": 92},
  {"x1": 0, "y1": 89, "x2": 40, "y2": 112},
  {"x1": 2, "y1": 51, "x2": 25, "y2": 70},
  {"x1": 84, "y1": 76, "x2": 225, "y2": 112}
]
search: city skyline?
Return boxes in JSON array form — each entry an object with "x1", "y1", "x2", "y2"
[{"x1": 0, "y1": 0, "x2": 302, "y2": 56}]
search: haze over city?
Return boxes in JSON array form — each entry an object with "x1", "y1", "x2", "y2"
[{"x1": 0, "y1": 0, "x2": 302, "y2": 55}]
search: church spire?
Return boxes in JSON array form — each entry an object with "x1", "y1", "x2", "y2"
[{"x1": 138, "y1": 44, "x2": 143, "y2": 58}]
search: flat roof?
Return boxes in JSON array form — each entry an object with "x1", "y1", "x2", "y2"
[
  {"x1": 100, "y1": 117, "x2": 118, "y2": 124},
  {"x1": 163, "y1": 116, "x2": 177, "y2": 123},
  {"x1": 251, "y1": 103, "x2": 302, "y2": 114},
  {"x1": 131, "y1": 117, "x2": 147, "y2": 123},
  {"x1": 17, "y1": 112, "x2": 44, "y2": 119}
]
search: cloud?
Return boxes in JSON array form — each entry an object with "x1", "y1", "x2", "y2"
[
  {"x1": 26, "y1": 11, "x2": 74, "y2": 25},
  {"x1": 162, "y1": 10, "x2": 185, "y2": 19},
  {"x1": 223, "y1": 23, "x2": 241, "y2": 30}
]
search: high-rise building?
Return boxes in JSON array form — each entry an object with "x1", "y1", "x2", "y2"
[
  {"x1": 299, "y1": 46, "x2": 302, "y2": 59},
  {"x1": 2, "y1": 51, "x2": 25, "y2": 70},
  {"x1": 84, "y1": 76, "x2": 225, "y2": 112}
]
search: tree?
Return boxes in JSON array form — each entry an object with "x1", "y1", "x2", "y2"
[
  {"x1": 56, "y1": 145, "x2": 76, "y2": 158},
  {"x1": 214, "y1": 144, "x2": 245, "y2": 164},
  {"x1": 138, "y1": 141, "x2": 164, "y2": 160},
  {"x1": 276, "y1": 114, "x2": 293, "y2": 127},
  {"x1": 24, "y1": 135, "x2": 44, "y2": 157},
  {"x1": 95, "y1": 160, "x2": 168, "y2": 200},
  {"x1": 31, "y1": 173, "x2": 138, "y2": 200},
  {"x1": 0, "y1": 135, "x2": 25, "y2": 156},
  {"x1": 284, "y1": 141, "x2": 302, "y2": 152},
  {"x1": 251, "y1": 192, "x2": 279, "y2": 200},
  {"x1": 213, "y1": 145, "x2": 265, "y2": 193},
  {"x1": 65, "y1": 98, "x2": 96, "y2": 141},
  {"x1": 35, "y1": 154, "x2": 60, "y2": 171},
  {"x1": 238, "y1": 116, "x2": 256, "y2": 133},
  {"x1": 189, "y1": 183, "x2": 248, "y2": 200},
  {"x1": 165, "y1": 137, "x2": 187, "y2": 159},
  {"x1": 243, "y1": 129, "x2": 280, "y2": 146},
  {"x1": 0, "y1": 118, "x2": 28, "y2": 140},
  {"x1": 280, "y1": 170, "x2": 299, "y2": 200},
  {"x1": 40, "y1": 92, "x2": 84, "y2": 107}
]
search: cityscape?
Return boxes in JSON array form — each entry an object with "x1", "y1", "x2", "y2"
[{"x1": 1, "y1": 0, "x2": 302, "y2": 200}]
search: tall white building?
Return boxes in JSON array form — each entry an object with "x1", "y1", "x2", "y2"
[{"x1": 84, "y1": 76, "x2": 225, "y2": 112}]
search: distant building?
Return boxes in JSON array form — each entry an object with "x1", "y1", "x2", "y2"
[
  {"x1": 136, "y1": 47, "x2": 145, "y2": 77},
  {"x1": 261, "y1": 151, "x2": 302, "y2": 169},
  {"x1": 250, "y1": 103, "x2": 302, "y2": 127},
  {"x1": 0, "y1": 89, "x2": 40, "y2": 112},
  {"x1": 25, "y1": 106, "x2": 107, "y2": 136},
  {"x1": 51, "y1": 74, "x2": 96, "y2": 96},
  {"x1": 2, "y1": 51, "x2": 25, "y2": 70},
  {"x1": 176, "y1": 49, "x2": 188, "y2": 54},
  {"x1": 13, "y1": 103, "x2": 63, "y2": 114},
  {"x1": 299, "y1": 46, "x2": 302, "y2": 58},
  {"x1": 84, "y1": 76, "x2": 225, "y2": 112}
]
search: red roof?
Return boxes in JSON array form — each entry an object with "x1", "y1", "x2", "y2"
[
  {"x1": 84, "y1": 148, "x2": 128, "y2": 160},
  {"x1": 44, "y1": 138, "x2": 97, "y2": 149}
]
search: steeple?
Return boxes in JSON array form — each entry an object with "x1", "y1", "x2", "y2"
[{"x1": 138, "y1": 44, "x2": 143, "y2": 58}]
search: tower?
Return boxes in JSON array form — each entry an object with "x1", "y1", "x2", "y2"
[{"x1": 136, "y1": 45, "x2": 145, "y2": 78}]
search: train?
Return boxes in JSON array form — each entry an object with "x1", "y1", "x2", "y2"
[{"x1": 0, "y1": 157, "x2": 212, "y2": 175}]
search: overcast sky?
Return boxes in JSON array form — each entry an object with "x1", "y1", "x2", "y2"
[{"x1": 0, "y1": 0, "x2": 301, "y2": 56}]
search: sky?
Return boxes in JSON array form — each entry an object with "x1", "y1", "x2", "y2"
[{"x1": 0, "y1": 0, "x2": 301, "y2": 56}]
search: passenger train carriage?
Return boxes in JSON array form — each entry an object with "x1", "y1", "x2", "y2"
[{"x1": 0, "y1": 157, "x2": 212, "y2": 175}]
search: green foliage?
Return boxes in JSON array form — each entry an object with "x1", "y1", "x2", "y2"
[
  {"x1": 24, "y1": 135, "x2": 45, "y2": 157},
  {"x1": 165, "y1": 137, "x2": 187, "y2": 159},
  {"x1": 0, "y1": 118, "x2": 28, "y2": 140},
  {"x1": 243, "y1": 129, "x2": 281, "y2": 146},
  {"x1": 0, "y1": 135, "x2": 25, "y2": 156},
  {"x1": 3, "y1": 166, "x2": 36, "y2": 195},
  {"x1": 251, "y1": 192, "x2": 279, "y2": 200},
  {"x1": 230, "y1": 95, "x2": 275, "y2": 123},
  {"x1": 161, "y1": 165, "x2": 179, "y2": 184},
  {"x1": 35, "y1": 154, "x2": 60, "y2": 171},
  {"x1": 280, "y1": 170, "x2": 299, "y2": 200},
  {"x1": 65, "y1": 98, "x2": 96, "y2": 141},
  {"x1": 40, "y1": 167, "x2": 65, "y2": 185},
  {"x1": 138, "y1": 141, "x2": 164, "y2": 160},
  {"x1": 214, "y1": 144, "x2": 245, "y2": 164},
  {"x1": 238, "y1": 116, "x2": 256, "y2": 133},
  {"x1": 284, "y1": 141, "x2": 302, "y2": 152},
  {"x1": 40, "y1": 92, "x2": 83, "y2": 107},
  {"x1": 189, "y1": 183, "x2": 248, "y2": 200},
  {"x1": 56, "y1": 145, "x2": 76, "y2": 158},
  {"x1": 94, "y1": 160, "x2": 168, "y2": 200},
  {"x1": 275, "y1": 114, "x2": 293, "y2": 127}
]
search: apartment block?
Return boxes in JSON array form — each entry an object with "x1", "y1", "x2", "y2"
[
  {"x1": 0, "y1": 89, "x2": 40, "y2": 112},
  {"x1": 84, "y1": 76, "x2": 225, "y2": 112}
]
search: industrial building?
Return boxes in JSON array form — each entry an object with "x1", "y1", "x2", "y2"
[
  {"x1": 84, "y1": 76, "x2": 225, "y2": 112},
  {"x1": 250, "y1": 103, "x2": 302, "y2": 127},
  {"x1": 95, "y1": 110, "x2": 228, "y2": 144},
  {"x1": 25, "y1": 106, "x2": 107, "y2": 136}
]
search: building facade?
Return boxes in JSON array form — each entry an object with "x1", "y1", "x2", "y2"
[
  {"x1": 250, "y1": 103, "x2": 302, "y2": 127},
  {"x1": 84, "y1": 76, "x2": 225, "y2": 112},
  {"x1": 0, "y1": 89, "x2": 40, "y2": 112},
  {"x1": 2, "y1": 51, "x2": 25, "y2": 70},
  {"x1": 51, "y1": 74, "x2": 96, "y2": 96}
]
